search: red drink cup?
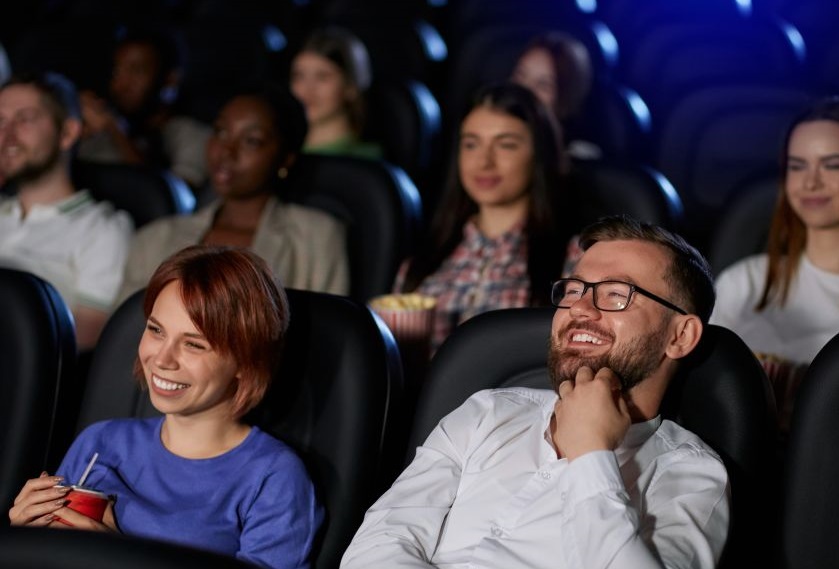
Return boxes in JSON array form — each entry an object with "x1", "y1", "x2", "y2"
[{"x1": 63, "y1": 486, "x2": 109, "y2": 522}]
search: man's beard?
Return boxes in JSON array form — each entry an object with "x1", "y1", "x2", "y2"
[
  {"x1": 5, "y1": 140, "x2": 62, "y2": 187},
  {"x1": 548, "y1": 319, "x2": 670, "y2": 393}
]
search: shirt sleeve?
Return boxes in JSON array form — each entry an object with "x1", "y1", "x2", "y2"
[
  {"x1": 311, "y1": 215, "x2": 350, "y2": 296},
  {"x1": 558, "y1": 448, "x2": 730, "y2": 569},
  {"x1": 162, "y1": 118, "x2": 212, "y2": 189},
  {"x1": 340, "y1": 393, "x2": 487, "y2": 568},
  {"x1": 709, "y1": 258, "x2": 762, "y2": 329},
  {"x1": 113, "y1": 221, "x2": 169, "y2": 309},
  {"x1": 74, "y1": 209, "x2": 133, "y2": 311},
  {"x1": 237, "y1": 455, "x2": 323, "y2": 569}
]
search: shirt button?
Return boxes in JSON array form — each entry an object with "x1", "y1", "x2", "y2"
[
  {"x1": 539, "y1": 470, "x2": 551, "y2": 480},
  {"x1": 491, "y1": 525, "x2": 503, "y2": 537}
]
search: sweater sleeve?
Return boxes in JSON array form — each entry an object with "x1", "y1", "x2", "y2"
[{"x1": 237, "y1": 453, "x2": 323, "y2": 569}]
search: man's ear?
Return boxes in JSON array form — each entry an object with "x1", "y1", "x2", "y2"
[
  {"x1": 60, "y1": 118, "x2": 82, "y2": 150},
  {"x1": 665, "y1": 314, "x2": 703, "y2": 360}
]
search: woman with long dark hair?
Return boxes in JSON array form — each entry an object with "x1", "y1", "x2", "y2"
[{"x1": 396, "y1": 82, "x2": 570, "y2": 352}]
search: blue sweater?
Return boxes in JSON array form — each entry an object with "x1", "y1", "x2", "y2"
[{"x1": 57, "y1": 417, "x2": 322, "y2": 569}]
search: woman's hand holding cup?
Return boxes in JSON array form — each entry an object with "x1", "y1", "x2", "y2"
[{"x1": 8, "y1": 472, "x2": 72, "y2": 527}]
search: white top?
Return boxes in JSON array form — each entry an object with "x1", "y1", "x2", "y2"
[
  {"x1": 341, "y1": 388, "x2": 730, "y2": 569},
  {"x1": 711, "y1": 253, "x2": 839, "y2": 365},
  {"x1": 0, "y1": 190, "x2": 133, "y2": 310}
]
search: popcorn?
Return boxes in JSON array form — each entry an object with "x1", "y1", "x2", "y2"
[
  {"x1": 369, "y1": 293, "x2": 436, "y2": 346},
  {"x1": 369, "y1": 293, "x2": 436, "y2": 311}
]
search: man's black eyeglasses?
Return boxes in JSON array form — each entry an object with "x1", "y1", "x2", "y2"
[{"x1": 551, "y1": 278, "x2": 688, "y2": 315}]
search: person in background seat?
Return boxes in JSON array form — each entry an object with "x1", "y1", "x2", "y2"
[
  {"x1": 117, "y1": 83, "x2": 349, "y2": 305},
  {"x1": 394, "y1": 82, "x2": 571, "y2": 353},
  {"x1": 290, "y1": 26, "x2": 382, "y2": 159},
  {"x1": 76, "y1": 25, "x2": 212, "y2": 190},
  {"x1": 0, "y1": 71, "x2": 132, "y2": 350},
  {"x1": 711, "y1": 96, "x2": 839, "y2": 431}
]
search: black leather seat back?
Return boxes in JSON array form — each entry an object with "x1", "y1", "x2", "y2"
[
  {"x1": 73, "y1": 288, "x2": 402, "y2": 569},
  {"x1": 707, "y1": 173, "x2": 778, "y2": 275},
  {"x1": 782, "y1": 331, "x2": 839, "y2": 569},
  {"x1": 567, "y1": 159, "x2": 684, "y2": 232},
  {"x1": 0, "y1": 526, "x2": 261, "y2": 569},
  {"x1": 284, "y1": 154, "x2": 423, "y2": 303},
  {"x1": 73, "y1": 160, "x2": 196, "y2": 229},
  {"x1": 0, "y1": 268, "x2": 76, "y2": 510}
]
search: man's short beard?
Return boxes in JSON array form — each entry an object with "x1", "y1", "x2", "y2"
[
  {"x1": 548, "y1": 320, "x2": 670, "y2": 394},
  {"x1": 6, "y1": 140, "x2": 62, "y2": 187}
]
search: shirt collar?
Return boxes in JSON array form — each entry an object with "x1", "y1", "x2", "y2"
[
  {"x1": 1, "y1": 189, "x2": 92, "y2": 219},
  {"x1": 463, "y1": 217, "x2": 526, "y2": 244},
  {"x1": 54, "y1": 189, "x2": 93, "y2": 214},
  {"x1": 540, "y1": 390, "x2": 662, "y2": 462}
]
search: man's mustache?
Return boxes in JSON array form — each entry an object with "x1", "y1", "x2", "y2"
[{"x1": 554, "y1": 320, "x2": 615, "y2": 344}]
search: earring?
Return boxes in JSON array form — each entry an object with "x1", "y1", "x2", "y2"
[{"x1": 277, "y1": 167, "x2": 288, "y2": 179}]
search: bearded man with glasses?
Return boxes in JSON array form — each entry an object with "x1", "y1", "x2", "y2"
[{"x1": 342, "y1": 215, "x2": 729, "y2": 569}]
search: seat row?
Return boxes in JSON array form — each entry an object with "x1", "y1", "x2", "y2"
[
  {"x1": 8, "y1": 263, "x2": 839, "y2": 568},
  {"x1": 0, "y1": 269, "x2": 403, "y2": 569},
  {"x1": 69, "y1": 149, "x2": 782, "y2": 287},
  {"x1": 0, "y1": 0, "x2": 819, "y2": 235}
]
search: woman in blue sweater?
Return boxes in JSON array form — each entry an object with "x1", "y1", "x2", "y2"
[{"x1": 9, "y1": 245, "x2": 322, "y2": 569}]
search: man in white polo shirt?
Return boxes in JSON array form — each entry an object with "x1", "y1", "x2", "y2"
[{"x1": 0, "y1": 72, "x2": 132, "y2": 350}]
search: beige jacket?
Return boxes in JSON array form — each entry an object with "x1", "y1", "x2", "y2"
[{"x1": 117, "y1": 196, "x2": 349, "y2": 306}]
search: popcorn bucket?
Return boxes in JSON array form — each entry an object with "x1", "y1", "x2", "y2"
[
  {"x1": 754, "y1": 352, "x2": 808, "y2": 433},
  {"x1": 369, "y1": 293, "x2": 436, "y2": 345},
  {"x1": 370, "y1": 293, "x2": 437, "y2": 387}
]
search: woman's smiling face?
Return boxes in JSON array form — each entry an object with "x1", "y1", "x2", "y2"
[{"x1": 138, "y1": 280, "x2": 240, "y2": 419}]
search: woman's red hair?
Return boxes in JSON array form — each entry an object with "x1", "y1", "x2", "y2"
[{"x1": 136, "y1": 245, "x2": 290, "y2": 418}]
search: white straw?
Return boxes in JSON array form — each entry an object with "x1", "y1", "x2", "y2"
[{"x1": 77, "y1": 452, "x2": 99, "y2": 487}]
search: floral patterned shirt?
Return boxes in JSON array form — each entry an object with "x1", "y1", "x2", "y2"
[{"x1": 396, "y1": 219, "x2": 529, "y2": 353}]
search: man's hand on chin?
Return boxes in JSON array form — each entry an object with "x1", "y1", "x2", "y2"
[{"x1": 553, "y1": 366, "x2": 632, "y2": 461}]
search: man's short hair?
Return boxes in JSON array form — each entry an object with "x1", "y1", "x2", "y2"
[
  {"x1": 579, "y1": 215, "x2": 716, "y2": 323},
  {"x1": 1, "y1": 71, "x2": 81, "y2": 128}
]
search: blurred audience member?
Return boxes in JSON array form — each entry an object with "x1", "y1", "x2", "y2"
[
  {"x1": 395, "y1": 83, "x2": 570, "y2": 353},
  {"x1": 290, "y1": 26, "x2": 382, "y2": 159},
  {"x1": 118, "y1": 84, "x2": 349, "y2": 304},
  {"x1": 511, "y1": 31, "x2": 599, "y2": 162},
  {"x1": 712, "y1": 96, "x2": 839, "y2": 429},
  {"x1": 77, "y1": 25, "x2": 211, "y2": 189},
  {"x1": 0, "y1": 42, "x2": 12, "y2": 189},
  {"x1": 0, "y1": 72, "x2": 132, "y2": 350}
]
